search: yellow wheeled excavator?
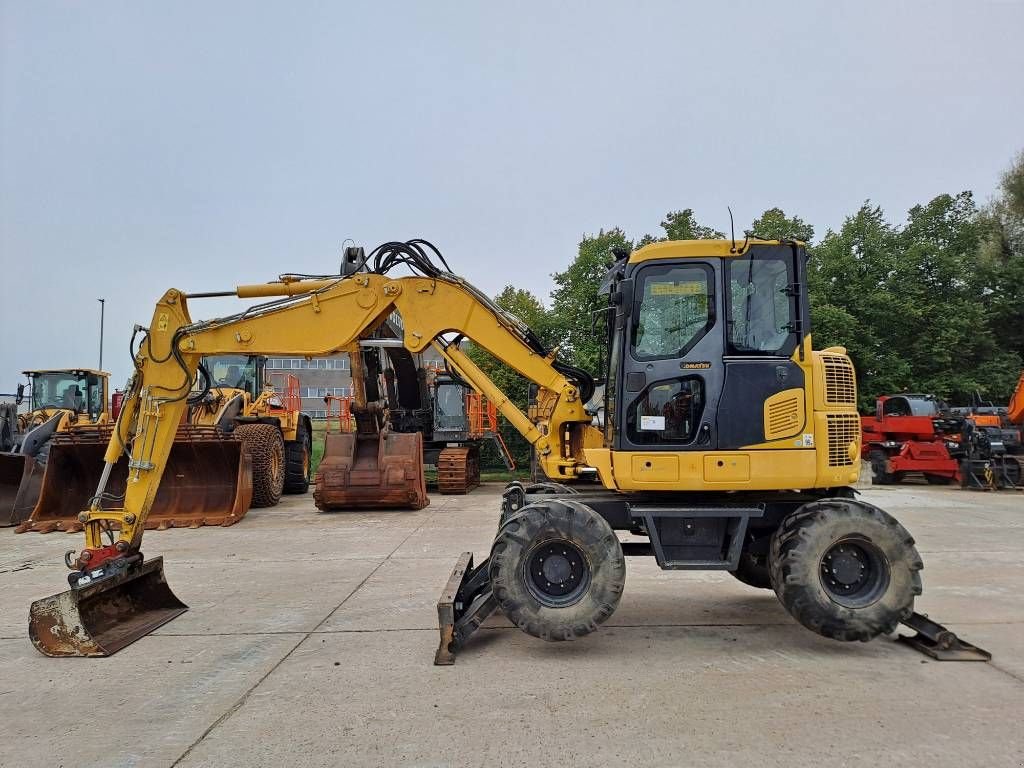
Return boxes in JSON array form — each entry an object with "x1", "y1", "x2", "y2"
[{"x1": 28, "y1": 239, "x2": 978, "y2": 662}]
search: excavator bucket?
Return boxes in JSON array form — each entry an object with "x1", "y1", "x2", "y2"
[
  {"x1": 314, "y1": 431, "x2": 429, "y2": 510},
  {"x1": 29, "y1": 556, "x2": 187, "y2": 657},
  {"x1": 0, "y1": 452, "x2": 29, "y2": 527},
  {"x1": 15, "y1": 426, "x2": 253, "y2": 534}
]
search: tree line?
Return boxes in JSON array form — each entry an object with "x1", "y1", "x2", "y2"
[{"x1": 469, "y1": 151, "x2": 1024, "y2": 467}]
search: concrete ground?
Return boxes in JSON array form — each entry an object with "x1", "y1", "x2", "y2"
[{"x1": 1, "y1": 484, "x2": 1022, "y2": 768}]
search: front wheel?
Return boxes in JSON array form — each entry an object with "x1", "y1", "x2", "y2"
[
  {"x1": 869, "y1": 449, "x2": 895, "y2": 485},
  {"x1": 769, "y1": 499, "x2": 922, "y2": 642},
  {"x1": 489, "y1": 499, "x2": 625, "y2": 642}
]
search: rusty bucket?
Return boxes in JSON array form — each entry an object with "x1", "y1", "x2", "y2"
[
  {"x1": 29, "y1": 556, "x2": 187, "y2": 657},
  {"x1": 15, "y1": 426, "x2": 253, "y2": 534},
  {"x1": 314, "y1": 431, "x2": 428, "y2": 511},
  {"x1": 0, "y1": 452, "x2": 29, "y2": 527}
]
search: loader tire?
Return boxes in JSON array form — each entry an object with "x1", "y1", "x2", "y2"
[
  {"x1": 283, "y1": 418, "x2": 312, "y2": 494},
  {"x1": 235, "y1": 423, "x2": 285, "y2": 508},
  {"x1": 731, "y1": 550, "x2": 772, "y2": 589},
  {"x1": 489, "y1": 499, "x2": 625, "y2": 642},
  {"x1": 769, "y1": 499, "x2": 922, "y2": 642}
]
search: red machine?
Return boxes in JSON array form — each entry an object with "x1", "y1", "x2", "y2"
[{"x1": 861, "y1": 394, "x2": 961, "y2": 485}]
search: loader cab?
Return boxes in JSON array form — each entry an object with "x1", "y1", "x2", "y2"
[
  {"x1": 600, "y1": 241, "x2": 810, "y2": 453},
  {"x1": 203, "y1": 355, "x2": 264, "y2": 400},
  {"x1": 24, "y1": 369, "x2": 108, "y2": 422}
]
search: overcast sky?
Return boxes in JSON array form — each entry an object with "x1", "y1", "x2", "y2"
[{"x1": 2, "y1": 1, "x2": 1023, "y2": 390}]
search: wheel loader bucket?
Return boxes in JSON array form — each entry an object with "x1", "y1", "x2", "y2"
[
  {"x1": 29, "y1": 556, "x2": 187, "y2": 657},
  {"x1": 0, "y1": 452, "x2": 30, "y2": 527},
  {"x1": 314, "y1": 431, "x2": 428, "y2": 510},
  {"x1": 15, "y1": 427, "x2": 253, "y2": 534}
]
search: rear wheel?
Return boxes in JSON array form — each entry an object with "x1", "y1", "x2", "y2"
[
  {"x1": 283, "y1": 418, "x2": 312, "y2": 494},
  {"x1": 769, "y1": 499, "x2": 922, "y2": 641},
  {"x1": 235, "y1": 423, "x2": 285, "y2": 508},
  {"x1": 489, "y1": 499, "x2": 625, "y2": 642}
]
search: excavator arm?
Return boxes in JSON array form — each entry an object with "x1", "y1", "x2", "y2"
[
  {"x1": 75, "y1": 271, "x2": 596, "y2": 571},
  {"x1": 1008, "y1": 370, "x2": 1024, "y2": 425}
]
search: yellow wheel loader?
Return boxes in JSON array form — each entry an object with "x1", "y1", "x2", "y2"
[
  {"x1": 27, "y1": 239, "x2": 978, "y2": 662},
  {"x1": 189, "y1": 354, "x2": 313, "y2": 506},
  {"x1": 5, "y1": 368, "x2": 252, "y2": 532}
]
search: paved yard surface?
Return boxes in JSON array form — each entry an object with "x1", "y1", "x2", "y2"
[{"x1": 1, "y1": 485, "x2": 1022, "y2": 767}]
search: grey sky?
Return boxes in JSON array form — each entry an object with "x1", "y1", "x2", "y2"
[{"x1": 2, "y1": 1, "x2": 1023, "y2": 390}]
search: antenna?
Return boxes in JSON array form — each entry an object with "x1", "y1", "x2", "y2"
[{"x1": 727, "y1": 207, "x2": 737, "y2": 253}]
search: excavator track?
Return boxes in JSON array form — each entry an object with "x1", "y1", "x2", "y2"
[
  {"x1": 14, "y1": 426, "x2": 252, "y2": 533},
  {"x1": 436, "y1": 445, "x2": 481, "y2": 495}
]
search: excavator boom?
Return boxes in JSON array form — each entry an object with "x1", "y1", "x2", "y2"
[{"x1": 30, "y1": 251, "x2": 596, "y2": 656}]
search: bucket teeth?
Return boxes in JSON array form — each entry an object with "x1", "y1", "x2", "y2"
[
  {"x1": 314, "y1": 431, "x2": 428, "y2": 510},
  {"x1": 29, "y1": 557, "x2": 187, "y2": 657}
]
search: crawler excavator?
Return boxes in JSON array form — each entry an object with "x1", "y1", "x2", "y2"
[
  {"x1": 29, "y1": 239, "x2": 969, "y2": 662},
  {"x1": 5, "y1": 368, "x2": 252, "y2": 532}
]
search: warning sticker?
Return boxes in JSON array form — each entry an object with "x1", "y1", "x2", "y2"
[{"x1": 650, "y1": 282, "x2": 705, "y2": 296}]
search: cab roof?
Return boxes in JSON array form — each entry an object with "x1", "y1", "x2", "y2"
[
  {"x1": 627, "y1": 238, "x2": 802, "y2": 264},
  {"x1": 23, "y1": 369, "x2": 109, "y2": 377}
]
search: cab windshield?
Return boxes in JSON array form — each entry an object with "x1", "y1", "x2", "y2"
[
  {"x1": 29, "y1": 372, "x2": 103, "y2": 416},
  {"x1": 434, "y1": 382, "x2": 466, "y2": 432},
  {"x1": 206, "y1": 355, "x2": 258, "y2": 395}
]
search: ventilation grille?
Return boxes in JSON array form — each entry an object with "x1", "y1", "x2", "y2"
[
  {"x1": 765, "y1": 392, "x2": 802, "y2": 440},
  {"x1": 827, "y1": 413, "x2": 860, "y2": 467},
  {"x1": 822, "y1": 355, "x2": 856, "y2": 406}
]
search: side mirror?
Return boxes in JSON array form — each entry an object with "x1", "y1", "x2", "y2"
[{"x1": 15, "y1": 383, "x2": 24, "y2": 406}]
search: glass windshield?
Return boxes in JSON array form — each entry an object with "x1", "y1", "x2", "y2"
[
  {"x1": 627, "y1": 377, "x2": 705, "y2": 444},
  {"x1": 434, "y1": 382, "x2": 466, "y2": 431},
  {"x1": 633, "y1": 264, "x2": 713, "y2": 359},
  {"x1": 727, "y1": 255, "x2": 793, "y2": 354},
  {"x1": 29, "y1": 372, "x2": 102, "y2": 415},
  {"x1": 206, "y1": 355, "x2": 257, "y2": 394}
]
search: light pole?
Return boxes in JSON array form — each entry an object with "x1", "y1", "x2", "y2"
[{"x1": 98, "y1": 299, "x2": 105, "y2": 371}]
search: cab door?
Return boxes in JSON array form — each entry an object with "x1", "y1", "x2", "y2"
[
  {"x1": 716, "y1": 244, "x2": 808, "y2": 449},
  {"x1": 615, "y1": 259, "x2": 725, "y2": 452}
]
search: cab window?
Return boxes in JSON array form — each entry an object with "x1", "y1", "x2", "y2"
[
  {"x1": 632, "y1": 264, "x2": 713, "y2": 360},
  {"x1": 726, "y1": 255, "x2": 794, "y2": 355},
  {"x1": 626, "y1": 377, "x2": 705, "y2": 445}
]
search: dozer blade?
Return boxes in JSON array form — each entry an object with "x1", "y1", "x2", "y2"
[
  {"x1": 16, "y1": 426, "x2": 253, "y2": 534},
  {"x1": 29, "y1": 556, "x2": 187, "y2": 657},
  {"x1": 0, "y1": 452, "x2": 30, "y2": 527},
  {"x1": 314, "y1": 431, "x2": 428, "y2": 510}
]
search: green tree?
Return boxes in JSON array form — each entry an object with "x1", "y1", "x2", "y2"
[
  {"x1": 549, "y1": 228, "x2": 632, "y2": 373},
  {"x1": 750, "y1": 208, "x2": 815, "y2": 242},
  {"x1": 465, "y1": 286, "x2": 551, "y2": 469}
]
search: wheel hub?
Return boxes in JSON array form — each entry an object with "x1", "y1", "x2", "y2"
[
  {"x1": 525, "y1": 541, "x2": 590, "y2": 606},
  {"x1": 819, "y1": 540, "x2": 889, "y2": 607}
]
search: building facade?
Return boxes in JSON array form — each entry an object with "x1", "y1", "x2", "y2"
[{"x1": 266, "y1": 347, "x2": 444, "y2": 419}]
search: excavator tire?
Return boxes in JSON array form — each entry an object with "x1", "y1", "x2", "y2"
[
  {"x1": 235, "y1": 423, "x2": 285, "y2": 508},
  {"x1": 437, "y1": 445, "x2": 480, "y2": 495},
  {"x1": 283, "y1": 417, "x2": 312, "y2": 494},
  {"x1": 489, "y1": 499, "x2": 625, "y2": 642},
  {"x1": 769, "y1": 498, "x2": 922, "y2": 642}
]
